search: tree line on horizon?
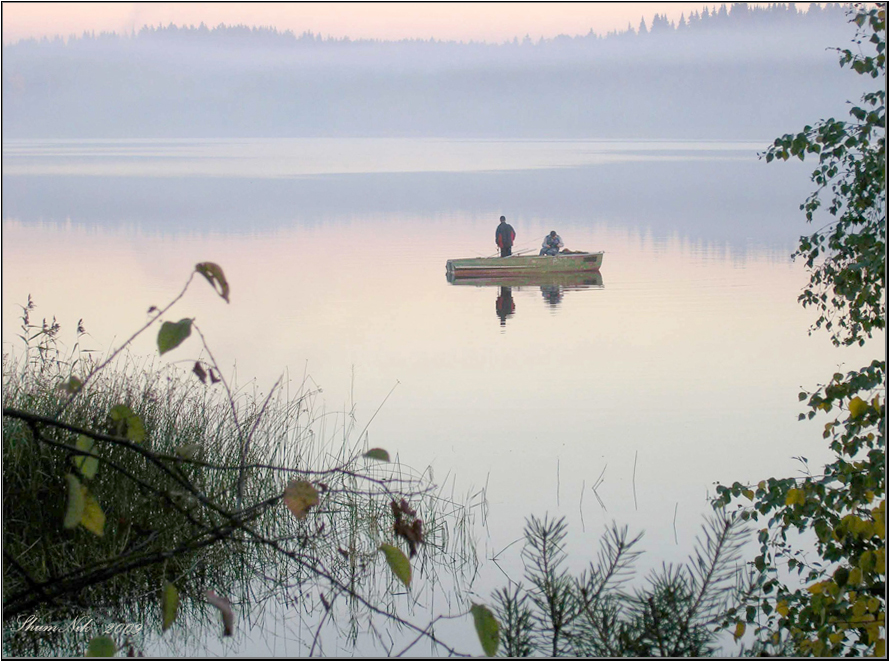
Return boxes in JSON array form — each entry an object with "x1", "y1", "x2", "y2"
[
  {"x1": 1, "y1": 1, "x2": 864, "y2": 140},
  {"x1": 5, "y1": 2, "x2": 851, "y2": 50}
]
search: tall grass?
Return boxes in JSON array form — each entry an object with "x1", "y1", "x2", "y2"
[{"x1": 3, "y1": 307, "x2": 481, "y2": 656}]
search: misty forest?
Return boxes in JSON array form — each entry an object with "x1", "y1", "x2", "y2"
[
  {"x1": 1, "y1": 2, "x2": 886, "y2": 659},
  {"x1": 1, "y1": 3, "x2": 870, "y2": 139}
]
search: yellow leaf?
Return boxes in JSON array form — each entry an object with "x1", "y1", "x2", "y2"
[
  {"x1": 758, "y1": 481, "x2": 766, "y2": 492},
  {"x1": 867, "y1": 597, "x2": 880, "y2": 613},
  {"x1": 859, "y1": 521, "x2": 876, "y2": 538},
  {"x1": 283, "y1": 480, "x2": 319, "y2": 520},
  {"x1": 777, "y1": 600, "x2": 789, "y2": 617},
  {"x1": 853, "y1": 600, "x2": 868, "y2": 619},
  {"x1": 108, "y1": 404, "x2": 146, "y2": 443},
  {"x1": 72, "y1": 435, "x2": 99, "y2": 480},
  {"x1": 848, "y1": 567, "x2": 863, "y2": 586},
  {"x1": 807, "y1": 582, "x2": 826, "y2": 594},
  {"x1": 849, "y1": 396, "x2": 868, "y2": 418},
  {"x1": 842, "y1": 514, "x2": 860, "y2": 531},
  {"x1": 875, "y1": 548, "x2": 885, "y2": 574},
  {"x1": 866, "y1": 623, "x2": 879, "y2": 644},
  {"x1": 161, "y1": 583, "x2": 179, "y2": 632},
  {"x1": 829, "y1": 631, "x2": 845, "y2": 645},
  {"x1": 743, "y1": 489, "x2": 755, "y2": 501},
  {"x1": 80, "y1": 490, "x2": 105, "y2": 537},
  {"x1": 785, "y1": 488, "x2": 800, "y2": 506},
  {"x1": 875, "y1": 639, "x2": 886, "y2": 659},
  {"x1": 859, "y1": 550, "x2": 876, "y2": 572},
  {"x1": 733, "y1": 621, "x2": 746, "y2": 641},
  {"x1": 63, "y1": 474, "x2": 85, "y2": 529}
]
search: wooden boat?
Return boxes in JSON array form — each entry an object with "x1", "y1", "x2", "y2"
[{"x1": 445, "y1": 251, "x2": 603, "y2": 279}]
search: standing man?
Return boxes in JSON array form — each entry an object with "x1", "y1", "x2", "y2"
[{"x1": 495, "y1": 215, "x2": 516, "y2": 257}]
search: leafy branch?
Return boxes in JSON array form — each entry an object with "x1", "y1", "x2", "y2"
[{"x1": 2, "y1": 262, "x2": 483, "y2": 657}]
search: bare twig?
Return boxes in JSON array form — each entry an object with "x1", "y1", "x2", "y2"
[{"x1": 54, "y1": 272, "x2": 197, "y2": 419}]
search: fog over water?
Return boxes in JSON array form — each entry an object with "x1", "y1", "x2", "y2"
[
  {"x1": 2, "y1": 3, "x2": 866, "y2": 140},
  {"x1": 2, "y1": 138, "x2": 814, "y2": 248}
]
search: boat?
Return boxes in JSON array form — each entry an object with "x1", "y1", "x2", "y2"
[{"x1": 445, "y1": 251, "x2": 603, "y2": 279}]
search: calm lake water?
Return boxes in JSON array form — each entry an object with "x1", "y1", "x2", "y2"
[{"x1": 2, "y1": 138, "x2": 881, "y2": 656}]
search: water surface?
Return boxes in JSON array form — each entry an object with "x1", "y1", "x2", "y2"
[{"x1": 2, "y1": 138, "x2": 880, "y2": 656}]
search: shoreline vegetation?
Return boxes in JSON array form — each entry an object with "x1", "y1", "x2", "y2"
[
  {"x1": 2, "y1": 268, "x2": 484, "y2": 657},
  {"x1": 486, "y1": 3, "x2": 885, "y2": 657}
]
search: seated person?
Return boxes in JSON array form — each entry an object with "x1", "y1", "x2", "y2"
[{"x1": 539, "y1": 231, "x2": 564, "y2": 256}]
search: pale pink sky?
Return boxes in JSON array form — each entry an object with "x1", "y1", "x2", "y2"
[{"x1": 1, "y1": 2, "x2": 785, "y2": 45}]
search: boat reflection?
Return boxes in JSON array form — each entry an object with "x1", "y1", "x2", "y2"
[{"x1": 447, "y1": 271, "x2": 604, "y2": 326}]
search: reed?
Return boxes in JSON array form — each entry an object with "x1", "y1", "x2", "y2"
[{"x1": 3, "y1": 299, "x2": 480, "y2": 657}]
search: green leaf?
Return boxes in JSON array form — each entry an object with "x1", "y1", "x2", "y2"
[
  {"x1": 161, "y1": 583, "x2": 179, "y2": 632},
  {"x1": 175, "y1": 444, "x2": 202, "y2": 459},
  {"x1": 283, "y1": 480, "x2": 319, "y2": 520},
  {"x1": 195, "y1": 262, "x2": 230, "y2": 303},
  {"x1": 126, "y1": 419, "x2": 145, "y2": 444},
  {"x1": 379, "y1": 543, "x2": 411, "y2": 588},
  {"x1": 63, "y1": 474, "x2": 85, "y2": 529},
  {"x1": 471, "y1": 603, "x2": 500, "y2": 657},
  {"x1": 85, "y1": 635, "x2": 116, "y2": 657},
  {"x1": 363, "y1": 448, "x2": 390, "y2": 462},
  {"x1": 157, "y1": 319, "x2": 192, "y2": 355},
  {"x1": 72, "y1": 435, "x2": 99, "y2": 480},
  {"x1": 108, "y1": 404, "x2": 131, "y2": 422},
  {"x1": 109, "y1": 404, "x2": 146, "y2": 443},
  {"x1": 60, "y1": 376, "x2": 83, "y2": 395}
]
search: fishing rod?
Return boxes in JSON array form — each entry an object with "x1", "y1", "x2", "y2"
[{"x1": 484, "y1": 245, "x2": 535, "y2": 258}]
